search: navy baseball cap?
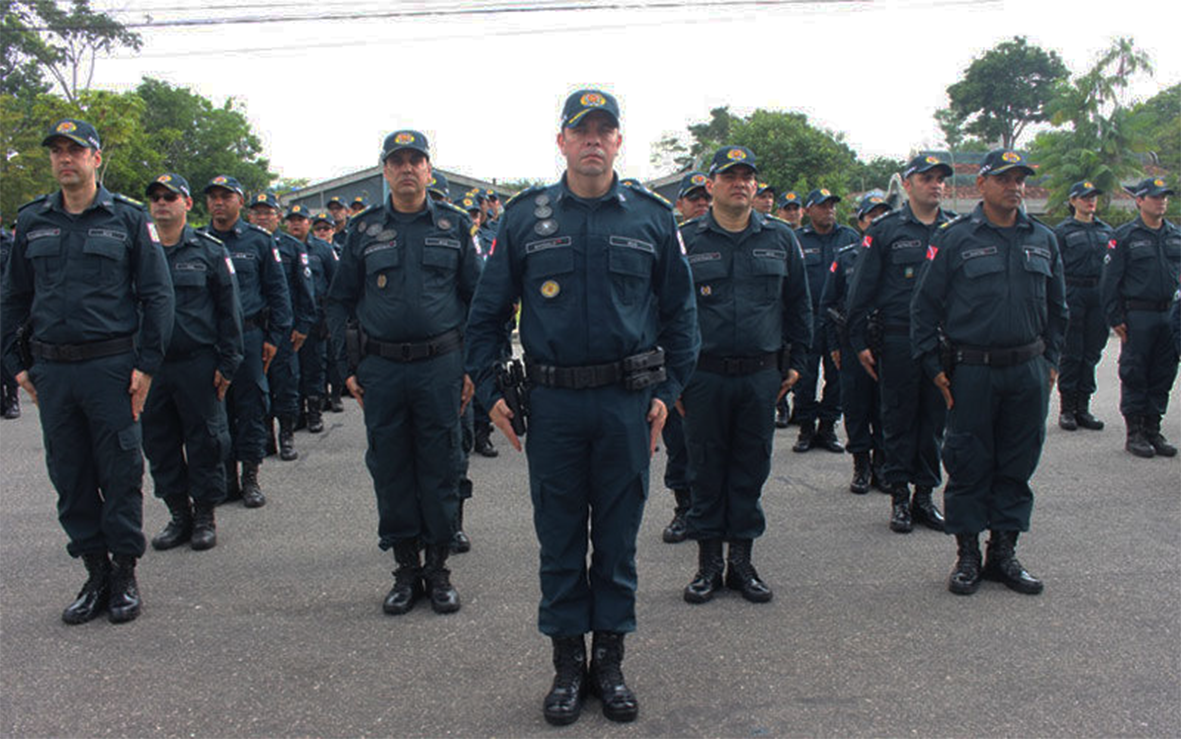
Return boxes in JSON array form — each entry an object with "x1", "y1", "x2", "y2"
[
  {"x1": 979, "y1": 149, "x2": 1036, "y2": 177},
  {"x1": 1126, "y1": 177, "x2": 1174, "y2": 198},
  {"x1": 778, "y1": 191, "x2": 803, "y2": 208},
  {"x1": 709, "y1": 146, "x2": 758, "y2": 176},
  {"x1": 327, "y1": 196, "x2": 348, "y2": 209},
  {"x1": 561, "y1": 89, "x2": 621, "y2": 130},
  {"x1": 428, "y1": 172, "x2": 450, "y2": 199},
  {"x1": 902, "y1": 153, "x2": 953, "y2": 179},
  {"x1": 805, "y1": 188, "x2": 840, "y2": 208},
  {"x1": 312, "y1": 212, "x2": 333, "y2": 226},
  {"x1": 286, "y1": 204, "x2": 314, "y2": 220},
  {"x1": 249, "y1": 192, "x2": 281, "y2": 210},
  {"x1": 204, "y1": 175, "x2": 245, "y2": 197},
  {"x1": 1068, "y1": 180, "x2": 1103, "y2": 199},
  {"x1": 756, "y1": 182, "x2": 776, "y2": 196},
  {"x1": 857, "y1": 191, "x2": 891, "y2": 219},
  {"x1": 42, "y1": 118, "x2": 101, "y2": 150},
  {"x1": 146, "y1": 173, "x2": 191, "y2": 198},
  {"x1": 455, "y1": 195, "x2": 482, "y2": 213},
  {"x1": 381, "y1": 130, "x2": 430, "y2": 162},
  {"x1": 678, "y1": 171, "x2": 709, "y2": 199}
]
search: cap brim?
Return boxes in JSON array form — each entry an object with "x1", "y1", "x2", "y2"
[{"x1": 42, "y1": 133, "x2": 95, "y2": 149}]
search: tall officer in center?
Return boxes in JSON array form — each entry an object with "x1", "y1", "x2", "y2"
[
  {"x1": 465, "y1": 89, "x2": 698, "y2": 726},
  {"x1": 679, "y1": 145, "x2": 811, "y2": 605},
  {"x1": 327, "y1": 129, "x2": 480, "y2": 618}
]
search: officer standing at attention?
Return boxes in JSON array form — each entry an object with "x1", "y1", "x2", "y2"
[
  {"x1": 464, "y1": 89, "x2": 698, "y2": 726},
  {"x1": 326, "y1": 129, "x2": 480, "y2": 617},
  {"x1": 200, "y1": 176, "x2": 292, "y2": 509},
  {"x1": 286, "y1": 204, "x2": 337, "y2": 434},
  {"x1": 680, "y1": 145, "x2": 811, "y2": 605},
  {"x1": 141, "y1": 174, "x2": 243, "y2": 553},
  {"x1": 0, "y1": 214, "x2": 19, "y2": 419},
  {"x1": 821, "y1": 192, "x2": 889, "y2": 496},
  {"x1": 1100, "y1": 177, "x2": 1180, "y2": 457},
  {"x1": 792, "y1": 188, "x2": 859, "y2": 452},
  {"x1": 911, "y1": 149, "x2": 1067, "y2": 596},
  {"x1": 847, "y1": 154, "x2": 955, "y2": 532},
  {"x1": 1054, "y1": 181, "x2": 1115, "y2": 432},
  {"x1": 1, "y1": 119, "x2": 174, "y2": 624}
]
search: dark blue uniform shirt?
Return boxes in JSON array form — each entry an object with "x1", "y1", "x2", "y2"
[
  {"x1": 201, "y1": 218, "x2": 292, "y2": 348},
  {"x1": 162, "y1": 225, "x2": 244, "y2": 380},
  {"x1": 1100, "y1": 216, "x2": 1181, "y2": 326}
]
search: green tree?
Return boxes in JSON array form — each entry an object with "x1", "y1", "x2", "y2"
[{"x1": 938, "y1": 36, "x2": 1069, "y2": 150}]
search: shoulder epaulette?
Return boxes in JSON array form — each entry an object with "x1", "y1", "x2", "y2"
[
  {"x1": 113, "y1": 193, "x2": 144, "y2": 208},
  {"x1": 622, "y1": 181, "x2": 673, "y2": 209},
  {"x1": 504, "y1": 185, "x2": 546, "y2": 209},
  {"x1": 17, "y1": 194, "x2": 50, "y2": 212}
]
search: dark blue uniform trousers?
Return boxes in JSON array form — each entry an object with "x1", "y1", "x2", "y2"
[
  {"x1": 142, "y1": 350, "x2": 230, "y2": 506},
  {"x1": 268, "y1": 334, "x2": 300, "y2": 417},
  {"x1": 878, "y1": 334, "x2": 945, "y2": 488},
  {"x1": 1118, "y1": 308, "x2": 1180, "y2": 418},
  {"x1": 226, "y1": 327, "x2": 269, "y2": 463},
  {"x1": 357, "y1": 351, "x2": 462, "y2": 550},
  {"x1": 838, "y1": 338, "x2": 881, "y2": 454},
  {"x1": 1060, "y1": 285, "x2": 1109, "y2": 398},
  {"x1": 682, "y1": 368, "x2": 779, "y2": 541},
  {"x1": 525, "y1": 384, "x2": 650, "y2": 637},
  {"x1": 941, "y1": 358, "x2": 1050, "y2": 535},
  {"x1": 660, "y1": 409, "x2": 689, "y2": 492},
  {"x1": 793, "y1": 315, "x2": 841, "y2": 424},
  {"x1": 30, "y1": 352, "x2": 146, "y2": 557}
]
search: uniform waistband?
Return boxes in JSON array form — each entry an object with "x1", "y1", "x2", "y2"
[{"x1": 29, "y1": 335, "x2": 135, "y2": 363}]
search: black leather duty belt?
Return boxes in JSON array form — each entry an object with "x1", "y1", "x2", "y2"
[
  {"x1": 696, "y1": 352, "x2": 778, "y2": 376},
  {"x1": 30, "y1": 335, "x2": 135, "y2": 362},
  {"x1": 1125, "y1": 299, "x2": 1170, "y2": 312},
  {"x1": 527, "y1": 348, "x2": 666, "y2": 391},
  {"x1": 953, "y1": 338, "x2": 1045, "y2": 367},
  {"x1": 364, "y1": 328, "x2": 462, "y2": 362}
]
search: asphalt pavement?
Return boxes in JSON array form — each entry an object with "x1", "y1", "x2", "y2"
[{"x1": 1, "y1": 352, "x2": 1178, "y2": 738}]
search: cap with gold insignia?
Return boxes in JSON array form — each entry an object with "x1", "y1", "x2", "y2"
[
  {"x1": 805, "y1": 188, "x2": 840, "y2": 208},
  {"x1": 250, "y1": 192, "x2": 281, "y2": 210},
  {"x1": 561, "y1": 88, "x2": 620, "y2": 130},
  {"x1": 1126, "y1": 177, "x2": 1174, "y2": 198},
  {"x1": 381, "y1": 130, "x2": 430, "y2": 162},
  {"x1": 42, "y1": 118, "x2": 101, "y2": 150},
  {"x1": 678, "y1": 171, "x2": 709, "y2": 199},
  {"x1": 428, "y1": 172, "x2": 450, "y2": 199},
  {"x1": 286, "y1": 204, "x2": 314, "y2": 220},
  {"x1": 857, "y1": 191, "x2": 891, "y2": 219},
  {"x1": 902, "y1": 153, "x2": 953, "y2": 179},
  {"x1": 204, "y1": 175, "x2": 245, "y2": 197},
  {"x1": 709, "y1": 146, "x2": 758, "y2": 176},
  {"x1": 146, "y1": 173, "x2": 191, "y2": 199},
  {"x1": 979, "y1": 149, "x2": 1036, "y2": 177},
  {"x1": 1068, "y1": 181, "x2": 1103, "y2": 199}
]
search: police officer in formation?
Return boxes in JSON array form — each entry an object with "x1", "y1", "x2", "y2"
[
  {"x1": 326, "y1": 129, "x2": 480, "y2": 618},
  {"x1": 1101, "y1": 177, "x2": 1180, "y2": 458},
  {"x1": 679, "y1": 145, "x2": 811, "y2": 605},
  {"x1": 822, "y1": 192, "x2": 889, "y2": 496},
  {"x1": 201, "y1": 175, "x2": 292, "y2": 509},
  {"x1": 847, "y1": 154, "x2": 954, "y2": 533},
  {"x1": 464, "y1": 89, "x2": 699, "y2": 726},
  {"x1": 1054, "y1": 181, "x2": 1115, "y2": 432},
  {"x1": 1, "y1": 119, "x2": 175, "y2": 624},
  {"x1": 141, "y1": 173, "x2": 244, "y2": 553},
  {"x1": 912, "y1": 149, "x2": 1067, "y2": 596},
  {"x1": 792, "y1": 188, "x2": 859, "y2": 453},
  {"x1": 285, "y1": 204, "x2": 338, "y2": 434}
]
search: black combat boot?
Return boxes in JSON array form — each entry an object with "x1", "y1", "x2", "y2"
[
  {"x1": 889, "y1": 484, "x2": 913, "y2": 533},
  {"x1": 423, "y1": 544, "x2": 461, "y2": 614},
  {"x1": 62, "y1": 552, "x2": 110, "y2": 625},
  {"x1": 725, "y1": 539, "x2": 773, "y2": 603},
  {"x1": 1058, "y1": 393, "x2": 1078, "y2": 431},
  {"x1": 278, "y1": 415, "x2": 298, "y2": 461},
  {"x1": 683, "y1": 539, "x2": 724, "y2": 604},
  {"x1": 1145, "y1": 415, "x2": 1178, "y2": 457},
  {"x1": 473, "y1": 424, "x2": 499, "y2": 458},
  {"x1": 792, "y1": 419, "x2": 816, "y2": 453},
  {"x1": 982, "y1": 530, "x2": 1044, "y2": 595},
  {"x1": 107, "y1": 555, "x2": 142, "y2": 623},
  {"x1": 150, "y1": 495, "x2": 192, "y2": 550},
  {"x1": 240, "y1": 460, "x2": 266, "y2": 508},
  {"x1": 328, "y1": 386, "x2": 344, "y2": 413},
  {"x1": 662, "y1": 488, "x2": 691, "y2": 543},
  {"x1": 910, "y1": 486, "x2": 945, "y2": 531},
  {"x1": 543, "y1": 635, "x2": 588, "y2": 726},
  {"x1": 815, "y1": 419, "x2": 845, "y2": 453},
  {"x1": 191, "y1": 502, "x2": 217, "y2": 551},
  {"x1": 589, "y1": 632, "x2": 638, "y2": 723},
  {"x1": 383, "y1": 540, "x2": 422, "y2": 615},
  {"x1": 870, "y1": 448, "x2": 885, "y2": 492},
  {"x1": 1075, "y1": 395, "x2": 1104, "y2": 430},
  {"x1": 849, "y1": 452, "x2": 871, "y2": 494},
  {"x1": 306, "y1": 395, "x2": 324, "y2": 433},
  {"x1": 947, "y1": 534, "x2": 982, "y2": 595},
  {"x1": 451, "y1": 498, "x2": 471, "y2": 554},
  {"x1": 223, "y1": 460, "x2": 241, "y2": 504},
  {"x1": 1125, "y1": 416, "x2": 1155, "y2": 458}
]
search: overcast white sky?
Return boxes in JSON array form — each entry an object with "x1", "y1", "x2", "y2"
[{"x1": 91, "y1": 0, "x2": 1178, "y2": 188}]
